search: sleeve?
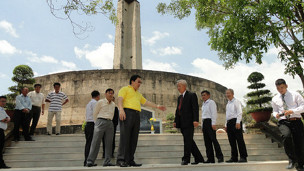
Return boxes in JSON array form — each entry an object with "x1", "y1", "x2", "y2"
[
  {"x1": 42, "y1": 94, "x2": 46, "y2": 105},
  {"x1": 235, "y1": 100, "x2": 243, "y2": 124},
  {"x1": 191, "y1": 93, "x2": 199, "y2": 122},
  {"x1": 140, "y1": 95, "x2": 147, "y2": 105},
  {"x1": 63, "y1": 93, "x2": 68, "y2": 100},
  {"x1": 113, "y1": 107, "x2": 119, "y2": 126},
  {"x1": 46, "y1": 93, "x2": 51, "y2": 101},
  {"x1": 291, "y1": 93, "x2": 304, "y2": 114},
  {"x1": 28, "y1": 98, "x2": 32, "y2": 110},
  {"x1": 210, "y1": 101, "x2": 217, "y2": 125},
  {"x1": 15, "y1": 96, "x2": 25, "y2": 110},
  {"x1": 271, "y1": 98, "x2": 279, "y2": 118},
  {"x1": 93, "y1": 101, "x2": 102, "y2": 121},
  {"x1": 118, "y1": 87, "x2": 127, "y2": 99}
]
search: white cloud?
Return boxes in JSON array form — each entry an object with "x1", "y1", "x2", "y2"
[
  {"x1": 108, "y1": 34, "x2": 114, "y2": 40},
  {"x1": 143, "y1": 59, "x2": 178, "y2": 73},
  {"x1": 74, "y1": 43, "x2": 114, "y2": 69},
  {"x1": 0, "y1": 20, "x2": 18, "y2": 38},
  {"x1": 143, "y1": 31, "x2": 170, "y2": 46},
  {"x1": 189, "y1": 58, "x2": 303, "y2": 103},
  {"x1": 266, "y1": 47, "x2": 282, "y2": 56},
  {"x1": 151, "y1": 46, "x2": 182, "y2": 56},
  {"x1": 33, "y1": 72, "x2": 39, "y2": 77},
  {"x1": 0, "y1": 40, "x2": 18, "y2": 55},
  {"x1": 0, "y1": 73, "x2": 7, "y2": 78},
  {"x1": 61, "y1": 60, "x2": 77, "y2": 70},
  {"x1": 27, "y1": 54, "x2": 59, "y2": 64}
]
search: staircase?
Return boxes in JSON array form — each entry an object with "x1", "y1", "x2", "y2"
[{"x1": 4, "y1": 133, "x2": 287, "y2": 168}]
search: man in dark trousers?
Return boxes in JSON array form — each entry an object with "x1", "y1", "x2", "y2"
[
  {"x1": 272, "y1": 79, "x2": 304, "y2": 171},
  {"x1": 201, "y1": 90, "x2": 224, "y2": 163},
  {"x1": 0, "y1": 96, "x2": 11, "y2": 169},
  {"x1": 174, "y1": 80, "x2": 204, "y2": 165}
]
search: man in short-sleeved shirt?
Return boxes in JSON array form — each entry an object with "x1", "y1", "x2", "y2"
[
  {"x1": 45, "y1": 82, "x2": 69, "y2": 135},
  {"x1": 116, "y1": 75, "x2": 166, "y2": 167}
]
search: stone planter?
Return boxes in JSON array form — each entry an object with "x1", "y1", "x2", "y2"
[{"x1": 250, "y1": 111, "x2": 272, "y2": 122}]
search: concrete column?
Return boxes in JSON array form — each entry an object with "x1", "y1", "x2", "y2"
[{"x1": 113, "y1": 0, "x2": 142, "y2": 69}]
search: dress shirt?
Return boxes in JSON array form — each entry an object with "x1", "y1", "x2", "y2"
[
  {"x1": 118, "y1": 85, "x2": 147, "y2": 112},
  {"x1": 181, "y1": 90, "x2": 186, "y2": 97},
  {"x1": 271, "y1": 90, "x2": 304, "y2": 121},
  {"x1": 93, "y1": 98, "x2": 115, "y2": 121},
  {"x1": 226, "y1": 98, "x2": 242, "y2": 124},
  {"x1": 86, "y1": 99, "x2": 97, "y2": 122},
  {"x1": 202, "y1": 99, "x2": 217, "y2": 125},
  {"x1": 28, "y1": 91, "x2": 45, "y2": 107},
  {"x1": 15, "y1": 94, "x2": 32, "y2": 110},
  {"x1": 0, "y1": 107, "x2": 10, "y2": 130}
]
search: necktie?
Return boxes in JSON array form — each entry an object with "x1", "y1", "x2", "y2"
[
  {"x1": 282, "y1": 94, "x2": 290, "y2": 119},
  {"x1": 178, "y1": 95, "x2": 183, "y2": 114}
]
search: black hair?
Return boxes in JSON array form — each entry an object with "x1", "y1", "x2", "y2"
[
  {"x1": 0, "y1": 96, "x2": 7, "y2": 100},
  {"x1": 201, "y1": 90, "x2": 210, "y2": 95},
  {"x1": 34, "y1": 84, "x2": 42, "y2": 88},
  {"x1": 21, "y1": 86, "x2": 28, "y2": 91},
  {"x1": 53, "y1": 82, "x2": 61, "y2": 87},
  {"x1": 105, "y1": 88, "x2": 114, "y2": 94},
  {"x1": 275, "y1": 79, "x2": 286, "y2": 86},
  {"x1": 91, "y1": 90, "x2": 100, "y2": 98},
  {"x1": 129, "y1": 75, "x2": 141, "y2": 85}
]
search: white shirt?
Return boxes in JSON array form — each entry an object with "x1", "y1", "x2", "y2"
[
  {"x1": 93, "y1": 98, "x2": 115, "y2": 121},
  {"x1": 28, "y1": 91, "x2": 45, "y2": 107},
  {"x1": 0, "y1": 107, "x2": 10, "y2": 130},
  {"x1": 86, "y1": 99, "x2": 97, "y2": 122},
  {"x1": 202, "y1": 99, "x2": 217, "y2": 125},
  {"x1": 271, "y1": 90, "x2": 304, "y2": 120},
  {"x1": 226, "y1": 98, "x2": 242, "y2": 124}
]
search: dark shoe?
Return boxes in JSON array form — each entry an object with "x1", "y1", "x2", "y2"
[
  {"x1": 218, "y1": 158, "x2": 224, "y2": 163},
  {"x1": 203, "y1": 160, "x2": 215, "y2": 164},
  {"x1": 103, "y1": 163, "x2": 115, "y2": 167},
  {"x1": 226, "y1": 158, "x2": 238, "y2": 163},
  {"x1": 191, "y1": 160, "x2": 204, "y2": 165},
  {"x1": 13, "y1": 138, "x2": 19, "y2": 142},
  {"x1": 129, "y1": 161, "x2": 142, "y2": 167},
  {"x1": 296, "y1": 166, "x2": 304, "y2": 171},
  {"x1": 286, "y1": 160, "x2": 295, "y2": 169},
  {"x1": 56, "y1": 133, "x2": 60, "y2": 135},
  {"x1": 47, "y1": 133, "x2": 51, "y2": 135},
  {"x1": 116, "y1": 161, "x2": 128, "y2": 167},
  {"x1": 181, "y1": 160, "x2": 189, "y2": 165},
  {"x1": 25, "y1": 138, "x2": 35, "y2": 141},
  {"x1": 238, "y1": 158, "x2": 247, "y2": 163},
  {"x1": 86, "y1": 163, "x2": 97, "y2": 167},
  {"x1": 0, "y1": 165, "x2": 11, "y2": 169}
]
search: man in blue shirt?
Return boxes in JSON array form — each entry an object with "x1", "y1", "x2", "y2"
[{"x1": 13, "y1": 87, "x2": 34, "y2": 141}]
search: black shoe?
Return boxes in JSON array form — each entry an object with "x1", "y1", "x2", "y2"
[
  {"x1": 203, "y1": 160, "x2": 215, "y2": 164},
  {"x1": 56, "y1": 133, "x2": 60, "y2": 135},
  {"x1": 218, "y1": 158, "x2": 224, "y2": 163},
  {"x1": 129, "y1": 161, "x2": 142, "y2": 167},
  {"x1": 24, "y1": 138, "x2": 35, "y2": 141},
  {"x1": 191, "y1": 160, "x2": 204, "y2": 165},
  {"x1": 13, "y1": 138, "x2": 19, "y2": 142},
  {"x1": 86, "y1": 163, "x2": 97, "y2": 167},
  {"x1": 286, "y1": 160, "x2": 295, "y2": 169},
  {"x1": 226, "y1": 158, "x2": 238, "y2": 163},
  {"x1": 47, "y1": 133, "x2": 51, "y2": 135},
  {"x1": 116, "y1": 161, "x2": 128, "y2": 167},
  {"x1": 181, "y1": 160, "x2": 189, "y2": 165},
  {"x1": 0, "y1": 165, "x2": 11, "y2": 169},
  {"x1": 238, "y1": 158, "x2": 247, "y2": 163},
  {"x1": 103, "y1": 163, "x2": 115, "y2": 167},
  {"x1": 296, "y1": 166, "x2": 304, "y2": 171}
]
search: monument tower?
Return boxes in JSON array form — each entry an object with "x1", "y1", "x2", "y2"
[{"x1": 113, "y1": 0, "x2": 142, "y2": 69}]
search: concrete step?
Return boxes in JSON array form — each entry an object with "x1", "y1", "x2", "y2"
[{"x1": 0, "y1": 162, "x2": 290, "y2": 171}]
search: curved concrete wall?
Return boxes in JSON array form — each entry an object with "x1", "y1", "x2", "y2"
[{"x1": 35, "y1": 69, "x2": 227, "y2": 127}]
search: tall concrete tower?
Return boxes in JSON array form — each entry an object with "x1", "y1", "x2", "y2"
[{"x1": 113, "y1": 0, "x2": 142, "y2": 69}]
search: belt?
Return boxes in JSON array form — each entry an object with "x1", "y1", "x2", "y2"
[
  {"x1": 98, "y1": 118, "x2": 112, "y2": 121},
  {"x1": 281, "y1": 118, "x2": 302, "y2": 122},
  {"x1": 124, "y1": 108, "x2": 140, "y2": 114},
  {"x1": 202, "y1": 118, "x2": 211, "y2": 121},
  {"x1": 32, "y1": 105, "x2": 41, "y2": 108}
]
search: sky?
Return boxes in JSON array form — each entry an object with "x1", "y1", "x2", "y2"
[{"x1": 0, "y1": 0, "x2": 303, "y2": 103}]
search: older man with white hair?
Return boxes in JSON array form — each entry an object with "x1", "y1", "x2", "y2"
[{"x1": 174, "y1": 80, "x2": 204, "y2": 165}]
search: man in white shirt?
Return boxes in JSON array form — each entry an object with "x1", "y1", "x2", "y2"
[
  {"x1": 201, "y1": 90, "x2": 224, "y2": 163},
  {"x1": 0, "y1": 96, "x2": 11, "y2": 169},
  {"x1": 83, "y1": 90, "x2": 100, "y2": 166},
  {"x1": 86, "y1": 89, "x2": 116, "y2": 167},
  {"x1": 225, "y1": 89, "x2": 248, "y2": 163},
  {"x1": 271, "y1": 79, "x2": 304, "y2": 171},
  {"x1": 28, "y1": 84, "x2": 45, "y2": 135},
  {"x1": 45, "y1": 83, "x2": 69, "y2": 135}
]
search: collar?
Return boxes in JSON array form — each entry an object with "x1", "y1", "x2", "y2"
[
  {"x1": 128, "y1": 85, "x2": 137, "y2": 92},
  {"x1": 228, "y1": 98, "x2": 235, "y2": 102},
  {"x1": 104, "y1": 98, "x2": 113, "y2": 104},
  {"x1": 281, "y1": 90, "x2": 290, "y2": 97},
  {"x1": 21, "y1": 94, "x2": 27, "y2": 97},
  {"x1": 181, "y1": 90, "x2": 186, "y2": 97},
  {"x1": 204, "y1": 99, "x2": 211, "y2": 104}
]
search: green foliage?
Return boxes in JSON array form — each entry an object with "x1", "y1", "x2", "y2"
[
  {"x1": 5, "y1": 65, "x2": 35, "y2": 110},
  {"x1": 165, "y1": 113, "x2": 177, "y2": 133},
  {"x1": 245, "y1": 72, "x2": 272, "y2": 113},
  {"x1": 157, "y1": 0, "x2": 304, "y2": 87},
  {"x1": 166, "y1": 113, "x2": 175, "y2": 121}
]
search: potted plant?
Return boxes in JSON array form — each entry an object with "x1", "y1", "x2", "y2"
[{"x1": 246, "y1": 72, "x2": 272, "y2": 122}]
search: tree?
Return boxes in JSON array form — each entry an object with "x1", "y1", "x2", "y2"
[
  {"x1": 6, "y1": 65, "x2": 35, "y2": 110},
  {"x1": 157, "y1": 0, "x2": 304, "y2": 87},
  {"x1": 47, "y1": 0, "x2": 116, "y2": 36}
]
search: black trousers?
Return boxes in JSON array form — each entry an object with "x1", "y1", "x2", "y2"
[
  {"x1": 202, "y1": 119, "x2": 223, "y2": 161},
  {"x1": 0, "y1": 129, "x2": 5, "y2": 167},
  {"x1": 117, "y1": 108, "x2": 140, "y2": 163},
  {"x1": 29, "y1": 106, "x2": 41, "y2": 135},
  {"x1": 180, "y1": 126, "x2": 204, "y2": 163},
  {"x1": 226, "y1": 118, "x2": 248, "y2": 160},
  {"x1": 13, "y1": 110, "x2": 32, "y2": 140},
  {"x1": 278, "y1": 119, "x2": 304, "y2": 167},
  {"x1": 84, "y1": 122, "x2": 94, "y2": 165},
  {"x1": 102, "y1": 124, "x2": 117, "y2": 157}
]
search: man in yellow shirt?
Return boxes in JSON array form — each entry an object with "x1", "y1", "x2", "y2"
[{"x1": 116, "y1": 75, "x2": 166, "y2": 167}]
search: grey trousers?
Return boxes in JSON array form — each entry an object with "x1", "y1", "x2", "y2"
[{"x1": 87, "y1": 118, "x2": 114, "y2": 165}]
